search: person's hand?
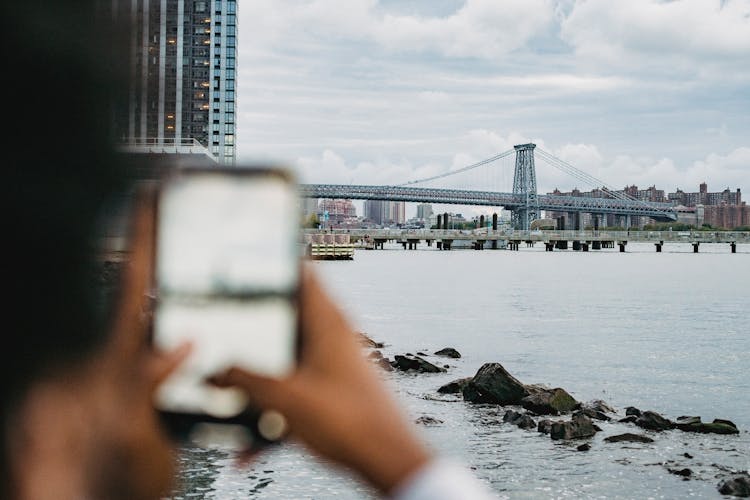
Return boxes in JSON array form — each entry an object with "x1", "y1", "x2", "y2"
[
  {"x1": 211, "y1": 266, "x2": 432, "y2": 495},
  {"x1": 89, "y1": 187, "x2": 191, "y2": 499}
]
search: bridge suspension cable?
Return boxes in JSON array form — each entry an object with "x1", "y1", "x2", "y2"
[
  {"x1": 397, "y1": 148, "x2": 515, "y2": 187},
  {"x1": 535, "y1": 148, "x2": 665, "y2": 212}
]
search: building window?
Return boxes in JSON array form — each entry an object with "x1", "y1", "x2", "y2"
[
  {"x1": 226, "y1": 36, "x2": 235, "y2": 47},
  {"x1": 225, "y1": 91, "x2": 234, "y2": 101},
  {"x1": 225, "y1": 123, "x2": 234, "y2": 133},
  {"x1": 195, "y1": 1, "x2": 206, "y2": 12},
  {"x1": 225, "y1": 80, "x2": 234, "y2": 90},
  {"x1": 226, "y1": 57, "x2": 235, "y2": 68},
  {"x1": 224, "y1": 146, "x2": 234, "y2": 156},
  {"x1": 225, "y1": 112, "x2": 234, "y2": 123},
  {"x1": 224, "y1": 134, "x2": 234, "y2": 145},
  {"x1": 227, "y1": 1, "x2": 236, "y2": 14}
]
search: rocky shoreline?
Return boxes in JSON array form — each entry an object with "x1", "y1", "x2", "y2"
[{"x1": 357, "y1": 331, "x2": 750, "y2": 498}]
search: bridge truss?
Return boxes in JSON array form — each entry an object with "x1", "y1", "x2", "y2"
[{"x1": 300, "y1": 145, "x2": 678, "y2": 224}]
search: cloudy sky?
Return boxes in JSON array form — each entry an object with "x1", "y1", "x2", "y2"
[{"x1": 236, "y1": 0, "x2": 750, "y2": 216}]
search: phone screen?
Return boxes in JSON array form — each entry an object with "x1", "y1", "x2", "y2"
[{"x1": 153, "y1": 167, "x2": 299, "y2": 420}]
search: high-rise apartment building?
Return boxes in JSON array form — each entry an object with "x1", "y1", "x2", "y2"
[
  {"x1": 114, "y1": 0, "x2": 237, "y2": 165},
  {"x1": 364, "y1": 200, "x2": 406, "y2": 225}
]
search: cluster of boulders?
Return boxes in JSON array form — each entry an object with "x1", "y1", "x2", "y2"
[
  {"x1": 357, "y1": 332, "x2": 457, "y2": 374},
  {"x1": 355, "y1": 333, "x2": 747, "y2": 497}
]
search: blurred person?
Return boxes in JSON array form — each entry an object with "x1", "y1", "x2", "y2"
[{"x1": 1, "y1": 1, "x2": 496, "y2": 499}]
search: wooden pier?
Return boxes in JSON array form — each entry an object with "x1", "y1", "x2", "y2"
[{"x1": 303, "y1": 229, "x2": 750, "y2": 254}]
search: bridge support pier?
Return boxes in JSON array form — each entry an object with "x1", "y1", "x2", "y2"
[
  {"x1": 731, "y1": 242, "x2": 737, "y2": 253},
  {"x1": 592, "y1": 241, "x2": 601, "y2": 250},
  {"x1": 618, "y1": 241, "x2": 627, "y2": 253},
  {"x1": 508, "y1": 241, "x2": 520, "y2": 251},
  {"x1": 437, "y1": 241, "x2": 442, "y2": 250},
  {"x1": 555, "y1": 240, "x2": 568, "y2": 250},
  {"x1": 693, "y1": 242, "x2": 700, "y2": 253},
  {"x1": 426, "y1": 239, "x2": 433, "y2": 247},
  {"x1": 582, "y1": 242, "x2": 589, "y2": 252},
  {"x1": 443, "y1": 240, "x2": 452, "y2": 250},
  {"x1": 572, "y1": 240, "x2": 581, "y2": 251},
  {"x1": 655, "y1": 241, "x2": 663, "y2": 252},
  {"x1": 545, "y1": 242, "x2": 554, "y2": 251}
]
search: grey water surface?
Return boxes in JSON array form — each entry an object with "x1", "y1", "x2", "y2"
[{"x1": 171, "y1": 242, "x2": 750, "y2": 499}]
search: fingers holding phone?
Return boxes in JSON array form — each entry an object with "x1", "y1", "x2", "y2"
[{"x1": 150, "y1": 165, "x2": 302, "y2": 451}]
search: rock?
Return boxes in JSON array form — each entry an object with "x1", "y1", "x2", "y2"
[
  {"x1": 584, "y1": 399, "x2": 616, "y2": 414},
  {"x1": 577, "y1": 443, "x2": 591, "y2": 451},
  {"x1": 550, "y1": 414, "x2": 598, "y2": 440},
  {"x1": 537, "y1": 419, "x2": 554, "y2": 434},
  {"x1": 635, "y1": 411, "x2": 673, "y2": 431},
  {"x1": 575, "y1": 408, "x2": 611, "y2": 421},
  {"x1": 713, "y1": 418, "x2": 738, "y2": 429},
  {"x1": 393, "y1": 355, "x2": 446, "y2": 373},
  {"x1": 673, "y1": 415, "x2": 740, "y2": 434},
  {"x1": 462, "y1": 363, "x2": 528, "y2": 404},
  {"x1": 434, "y1": 347, "x2": 462, "y2": 359},
  {"x1": 368, "y1": 350, "x2": 383, "y2": 360},
  {"x1": 683, "y1": 452, "x2": 693, "y2": 459},
  {"x1": 625, "y1": 406, "x2": 642, "y2": 417},
  {"x1": 437, "y1": 377, "x2": 472, "y2": 394},
  {"x1": 668, "y1": 468, "x2": 692, "y2": 478},
  {"x1": 502, "y1": 410, "x2": 536, "y2": 430},
  {"x1": 675, "y1": 416, "x2": 701, "y2": 425},
  {"x1": 603, "y1": 433, "x2": 654, "y2": 444},
  {"x1": 618, "y1": 416, "x2": 638, "y2": 424},
  {"x1": 676, "y1": 421, "x2": 739, "y2": 435},
  {"x1": 521, "y1": 386, "x2": 578, "y2": 415},
  {"x1": 717, "y1": 474, "x2": 750, "y2": 497},
  {"x1": 415, "y1": 416, "x2": 443, "y2": 426},
  {"x1": 357, "y1": 332, "x2": 384, "y2": 349},
  {"x1": 376, "y1": 357, "x2": 394, "y2": 372},
  {"x1": 417, "y1": 352, "x2": 428, "y2": 356}
]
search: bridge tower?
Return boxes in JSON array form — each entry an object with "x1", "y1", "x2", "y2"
[{"x1": 511, "y1": 143, "x2": 539, "y2": 230}]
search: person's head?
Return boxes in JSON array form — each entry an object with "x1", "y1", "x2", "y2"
[{"x1": 2, "y1": 2, "x2": 180, "y2": 498}]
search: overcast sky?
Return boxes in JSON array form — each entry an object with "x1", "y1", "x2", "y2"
[{"x1": 236, "y1": 0, "x2": 750, "y2": 217}]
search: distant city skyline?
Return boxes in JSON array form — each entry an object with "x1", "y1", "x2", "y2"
[{"x1": 237, "y1": 0, "x2": 749, "y2": 219}]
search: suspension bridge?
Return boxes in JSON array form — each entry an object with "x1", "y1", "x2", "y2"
[{"x1": 299, "y1": 144, "x2": 678, "y2": 229}]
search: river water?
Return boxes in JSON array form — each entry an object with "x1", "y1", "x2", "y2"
[{"x1": 171, "y1": 242, "x2": 750, "y2": 499}]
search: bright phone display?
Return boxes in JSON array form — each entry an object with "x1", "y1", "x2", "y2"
[{"x1": 152, "y1": 166, "x2": 300, "y2": 447}]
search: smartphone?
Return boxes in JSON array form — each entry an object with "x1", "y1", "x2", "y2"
[{"x1": 151, "y1": 165, "x2": 301, "y2": 451}]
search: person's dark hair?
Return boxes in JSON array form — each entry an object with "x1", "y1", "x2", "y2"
[{"x1": 2, "y1": 1, "x2": 133, "y2": 494}]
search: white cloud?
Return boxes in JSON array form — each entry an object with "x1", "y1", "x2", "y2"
[
  {"x1": 561, "y1": 0, "x2": 750, "y2": 73},
  {"x1": 373, "y1": 0, "x2": 555, "y2": 58},
  {"x1": 240, "y1": 0, "x2": 555, "y2": 58}
]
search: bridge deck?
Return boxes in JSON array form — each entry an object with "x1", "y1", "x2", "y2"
[{"x1": 300, "y1": 184, "x2": 678, "y2": 221}]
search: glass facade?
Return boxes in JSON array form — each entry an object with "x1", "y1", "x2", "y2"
[{"x1": 116, "y1": 0, "x2": 237, "y2": 165}]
